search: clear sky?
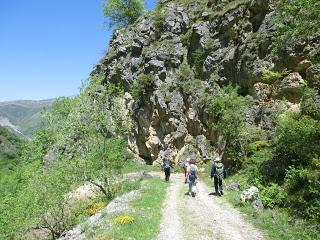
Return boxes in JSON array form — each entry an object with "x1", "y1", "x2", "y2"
[{"x1": 0, "y1": 0, "x2": 157, "y2": 101}]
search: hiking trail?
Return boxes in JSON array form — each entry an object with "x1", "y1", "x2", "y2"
[{"x1": 156, "y1": 173, "x2": 264, "y2": 240}]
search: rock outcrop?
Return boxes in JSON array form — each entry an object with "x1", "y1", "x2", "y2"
[{"x1": 91, "y1": 0, "x2": 320, "y2": 165}]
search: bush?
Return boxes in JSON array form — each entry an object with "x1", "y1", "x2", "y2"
[
  {"x1": 192, "y1": 48, "x2": 206, "y2": 74},
  {"x1": 275, "y1": 0, "x2": 320, "y2": 48},
  {"x1": 247, "y1": 140, "x2": 269, "y2": 153},
  {"x1": 180, "y1": 29, "x2": 193, "y2": 46},
  {"x1": 246, "y1": 149, "x2": 273, "y2": 186},
  {"x1": 209, "y1": 85, "x2": 251, "y2": 170},
  {"x1": 103, "y1": 0, "x2": 145, "y2": 28},
  {"x1": 114, "y1": 215, "x2": 135, "y2": 225},
  {"x1": 301, "y1": 87, "x2": 320, "y2": 120},
  {"x1": 284, "y1": 163, "x2": 320, "y2": 221},
  {"x1": 85, "y1": 201, "x2": 106, "y2": 216},
  {"x1": 153, "y1": 5, "x2": 167, "y2": 29},
  {"x1": 260, "y1": 183, "x2": 287, "y2": 208},
  {"x1": 274, "y1": 113, "x2": 320, "y2": 168},
  {"x1": 210, "y1": 85, "x2": 249, "y2": 138},
  {"x1": 261, "y1": 68, "x2": 290, "y2": 84},
  {"x1": 131, "y1": 73, "x2": 156, "y2": 101}
]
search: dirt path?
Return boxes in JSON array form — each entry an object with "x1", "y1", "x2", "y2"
[{"x1": 156, "y1": 173, "x2": 264, "y2": 240}]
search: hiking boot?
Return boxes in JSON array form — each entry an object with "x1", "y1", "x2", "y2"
[
  {"x1": 191, "y1": 192, "x2": 195, "y2": 197},
  {"x1": 220, "y1": 191, "x2": 224, "y2": 195}
]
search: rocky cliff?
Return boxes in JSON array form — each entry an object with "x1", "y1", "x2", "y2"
[{"x1": 91, "y1": 0, "x2": 319, "y2": 165}]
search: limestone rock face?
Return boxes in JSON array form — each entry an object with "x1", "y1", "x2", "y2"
[
  {"x1": 274, "y1": 72, "x2": 305, "y2": 103},
  {"x1": 91, "y1": 0, "x2": 319, "y2": 164},
  {"x1": 306, "y1": 64, "x2": 320, "y2": 89}
]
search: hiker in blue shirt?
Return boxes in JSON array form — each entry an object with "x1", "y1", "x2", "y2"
[{"x1": 162, "y1": 158, "x2": 173, "y2": 181}]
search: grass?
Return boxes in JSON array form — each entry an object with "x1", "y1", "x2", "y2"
[
  {"x1": 94, "y1": 178, "x2": 168, "y2": 240},
  {"x1": 121, "y1": 161, "x2": 160, "y2": 174},
  {"x1": 200, "y1": 163, "x2": 319, "y2": 240}
]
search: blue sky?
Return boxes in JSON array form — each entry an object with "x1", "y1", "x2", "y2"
[{"x1": 0, "y1": 0, "x2": 157, "y2": 101}]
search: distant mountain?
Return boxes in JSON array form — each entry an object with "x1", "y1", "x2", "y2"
[{"x1": 0, "y1": 99, "x2": 54, "y2": 138}]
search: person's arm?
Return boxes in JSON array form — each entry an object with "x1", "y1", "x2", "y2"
[{"x1": 210, "y1": 164, "x2": 216, "y2": 178}]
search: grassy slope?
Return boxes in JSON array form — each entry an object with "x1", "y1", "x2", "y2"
[
  {"x1": 93, "y1": 178, "x2": 168, "y2": 240},
  {"x1": 200, "y1": 164, "x2": 320, "y2": 240}
]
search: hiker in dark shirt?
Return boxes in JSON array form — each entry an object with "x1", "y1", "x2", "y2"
[
  {"x1": 162, "y1": 159, "x2": 173, "y2": 181},
  {"x1": 210, "y1": 155, "x2": 226, "y2": 196}
]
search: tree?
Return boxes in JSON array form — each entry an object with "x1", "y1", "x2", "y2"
[
  {"x1": 103, "y1": 0, "x2": 145, "y2": 28},
  {"x1": 209, "y1": 85, "x2": 250, "y2": 168}
]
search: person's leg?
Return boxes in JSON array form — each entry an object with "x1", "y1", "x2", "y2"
[
  {"x1": 214, "y1": 176, "x2": 219, "y2": 194},
  {"x1": 188, "y1": 181, "x2": 192, "y2": 194},
  {"x1": 164, "y1": 168, "x2": 169, "y2": 181},
  {"x1": 219, "y1": 178, "x2": 223, "y2": 195}
]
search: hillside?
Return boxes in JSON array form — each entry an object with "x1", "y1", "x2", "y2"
[
  {"x1": 0, "y1": 125, "x2": 24, "y2": 170},
  {"x1": 0, "y1": 99, "x2": 54, "y2": 137},
  {"x1": 0, "y1": 0, "x2": 319, "y2": 239}
]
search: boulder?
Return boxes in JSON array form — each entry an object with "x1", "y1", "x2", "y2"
[
  {"x1": 252, "y1": 82, "x2": 272, "y2": 101},
  {"x1": 306, "y1": 64, "x2": 320, "y2": 88},
  {"x1": 228, "y1": 182, "x2": 242, "y2": 191},
  {"x1": 251, "y1": 199, "x2": 264, "y2": 210},
  {"x1": 274, "y1": 72, "x2": 305, "y2": 103},
  {"x1": 240, "y1": 186, "x2": 259, "y2": 202}
]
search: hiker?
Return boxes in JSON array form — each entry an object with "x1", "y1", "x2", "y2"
[
  {"x1": 186, "y1": 155, "x2": 198, "y2": 197},
  {"x1": 210, "y1": 154, "x2": 226, "y2": 196},
  {"x1": 162, "y1": 158, "x2": 173, "y2": 181}
]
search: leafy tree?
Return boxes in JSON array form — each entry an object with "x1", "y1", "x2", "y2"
[
  {"x1": 274, "y1": 112, "x2": 320, "y2": 168},
  {"x1": 103, "y1": 0, "x2": 145, "y2": 28},
  {"x1": 209, "y1": 85, "x2": 250, "y2": 165}
]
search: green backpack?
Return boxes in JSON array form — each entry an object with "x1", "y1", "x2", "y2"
[{"x1": 215, "y1": 162, "x2": 224, "y2": 178}]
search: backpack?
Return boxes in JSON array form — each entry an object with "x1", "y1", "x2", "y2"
[
  {"x1": 215, "y1": 162, "x2": 224, "y2": 178},
  {"x1": 189, "y1": 164, "x2": 197, "y2": 182},
  {"x1": 163, "y1": 160, "x2": 170, "y2": 169}
]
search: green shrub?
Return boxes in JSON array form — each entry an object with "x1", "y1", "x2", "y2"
[
  {"x1": 153, "y1": 5, "x2": 167, "y2": 29},
  {"x1": 246, "y1": 149, "x2": 273, "y2": 186},
  {"x1": 103, "y1": 0, "x2": 145, "y2": 28},
  {"x1": 180, "y1": 29, "x2": 193, "y2": 46},
  {"x1": 275, "y1": 0, "x2": 320, "y2": 49},
  {"x1": 177, "y1": 60, "x2": 194, "y2": 82},
  {"x1": 274, "y1": 113, "x2": 320, "y2": 168},
  {"x1": 131, "y1": 73, "x2": 156, "y2": 100},
  {"x1": 284, "y1": 164, "x2": 320, "y2": 221},
  {"x1": 192, "y1": 48, "x2": 206, "y2": 73},
  {"x1": 85, "y1": 201, "x2": 106, "y2": 216},
  {"x1": 209, "y1": 85, "x2": 251, "y2": 169},
  {"x1": 261, "y1": 68, "x2": 290, "y2": 84},
  {"x1": 247, "y1": 140, "x2": 269, "y2": 153},
  {"x1": 260, "y1": 183, "x2": 287, "y2": 208},
  {"x1": 301, "y1": 87, "x2": 320, "y2": 120},
  {"x1": 114, "y1": 215, "x2": 135, "y2": 225}
]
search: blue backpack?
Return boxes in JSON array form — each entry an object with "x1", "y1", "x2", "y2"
[
  {"x1": 189, "y1": 164, "x2": 197, "y2": 182},
  {"x1": 163, "y1": 160, "x2": 170, "y2": 169}
]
